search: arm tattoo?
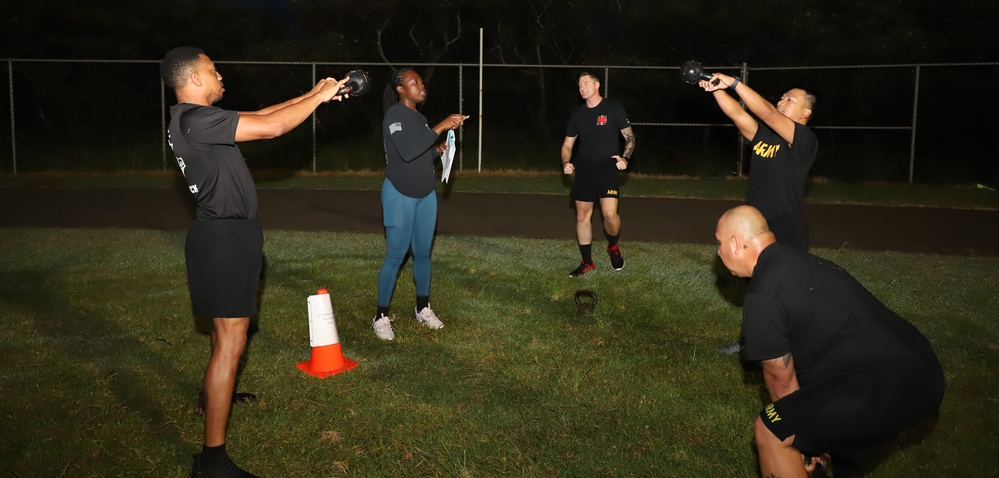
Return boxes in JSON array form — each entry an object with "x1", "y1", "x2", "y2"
[
  {"x1": 762, "y1": 353, "x2": 794, "y2": 370},
  {"x1": 621, "y1": 127, "x2": 636, "y2": 157}
]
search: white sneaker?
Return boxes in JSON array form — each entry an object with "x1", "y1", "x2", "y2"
[
  {"x1": 372, "y1": 314, "x2": 395, "y2": 341},
  {"x1": 415, "y1": 306, "x2": 444, "y2": 329}
]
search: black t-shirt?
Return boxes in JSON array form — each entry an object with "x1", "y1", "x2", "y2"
[
  {"x1": 382, "y1": 102, "x2": 440, "y2": 198},
  {"x1": 742, "y1": 243, "x2": 940, "y2": 385},
  {"x1": 747, "y1": 122, "x2": 817, "y2": 221},
  {"x1": 565, "y1": 98, "x2": 630, "y2": 175},
  {"x1": 168, "y1": 103, "x2": 257, "y2": 221}
]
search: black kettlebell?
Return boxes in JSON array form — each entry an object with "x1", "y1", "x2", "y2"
[
  {"x1": 337, "y1": 69, "x2": 371, "y2": 97},
  {"x1": 575, "y1": 290, "x2": 598, "y2": 315},
  {"x1": 680, "y1": 60, "x2": 720, "y2": 86}
]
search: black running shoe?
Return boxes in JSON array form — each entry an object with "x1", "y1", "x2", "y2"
[
  {"x1": 607, "y1": 244, "x2": 625, "y2": 271},
  {"x1": 191, "y1": 452, "x2": 259, "y2": 478},
  {"x1": 569, "y1": 260, "x2": 595, "y2": 277}
]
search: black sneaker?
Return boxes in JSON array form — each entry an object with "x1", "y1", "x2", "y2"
[
  {"x1": 191, "y1": 452, "x2": 259, "y2": 478},
  {"x1": 607, "y1": 244, "x2": 624, "y2": 271},
  {"x1": 717, "y1": 338, "x2": 743, "y2": 356},
  {"x1": 569, "y1": 260, "x2": 595, "y2": 277}
]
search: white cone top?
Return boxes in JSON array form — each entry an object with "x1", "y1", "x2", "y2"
[{"x1": 307, "y1": 292, "x2": 340, "y2": 347}]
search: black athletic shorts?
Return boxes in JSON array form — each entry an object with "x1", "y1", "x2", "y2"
[
  {"x1": 760, "y1": 359, "x2": 944, "y2": 466},
  {"x1": 185, "y1": 218, "x2": 264, "y2": 318},
  {"x1": 570, "y1": 164, "x2": 621, "y2": 202}
]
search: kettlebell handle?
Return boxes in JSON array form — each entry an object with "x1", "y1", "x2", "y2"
[{"x1": 575, "y1": 289, "x2": 598, "y2": 306}]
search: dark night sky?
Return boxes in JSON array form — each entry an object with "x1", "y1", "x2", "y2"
[{"x1": 2, "y1": 0, "x2": 997, "y2": 64}]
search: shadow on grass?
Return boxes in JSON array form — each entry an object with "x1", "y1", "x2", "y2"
[{"x1": 3, "y1": 269, "x2": 197, "y2": 473}]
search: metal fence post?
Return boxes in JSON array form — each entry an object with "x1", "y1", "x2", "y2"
[
  {"x1": 909, "y1": 65, "x2": 920, "y2": 185},
  {"x1": 161, "y1": 79, "x2": 167, "y2": 171},
  {"x1": 477, "y1": 28, "x2": 484, "y2": 172},
  {"x1": 311, "y1": 63, "x2": 317, "y2": 173},
  {"x1": 604, "y1": 67, "x2": 610, "y2": 97},
  {"x1": 737, "y1": 62, "x2": 749, "y2": 178},
  {"x1": 8, "y1": 60, "x2": 16, "y2": 174},
  {"x1": 458, "y1": 63, "x2": 463, "y2": 171}
]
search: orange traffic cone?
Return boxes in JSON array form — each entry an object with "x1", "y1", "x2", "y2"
[{"x1": 297, "y1": 288, "x2": 358, "y2": 378}]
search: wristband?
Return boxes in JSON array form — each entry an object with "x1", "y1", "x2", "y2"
[{"x1": 729, "y1": 77, "x2": 740, "y2": 91}]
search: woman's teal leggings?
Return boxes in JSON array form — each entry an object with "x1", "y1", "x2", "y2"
[{"x1": 377, "y1": 179, "x2": 437, "y2": 308}]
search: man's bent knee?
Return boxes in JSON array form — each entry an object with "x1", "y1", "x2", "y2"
[{"x1": 213, "y1": 317, "x2": 250, "y2": 355}]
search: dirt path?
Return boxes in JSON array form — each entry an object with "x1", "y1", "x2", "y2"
[{"x1": 2, "y1": 188, "x2": 996, "y2": 256}]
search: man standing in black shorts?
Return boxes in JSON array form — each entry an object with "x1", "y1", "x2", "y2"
[
  {"x1": 161, "y1": 47, "x2": 347, "y2": 478},
  {"x1": 715, "y1": 205, "x2": 945, "y2": 477},
  {"x1": 699, "y1": 73, "x2": 818, "y2": 355},
  {"x1": 561, "y1": 72, "x2": 636, "y2": 277}
]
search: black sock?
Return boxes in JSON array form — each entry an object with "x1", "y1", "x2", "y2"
[
  {"x1": 579, "y1": 244, "x2": 593, "y2": 264},
  {"x1": 375, "y1": 306, "x2": 389, "y2": 320},
  {"x1": 201, "y1": 443, "x2": 226, "y2": 463},
  {"x1": 606, "y1": 234, "x2": 620, "y2": 248},
  {"x1": 416, "y1": 296, "x2": 430, "y2": 311}
]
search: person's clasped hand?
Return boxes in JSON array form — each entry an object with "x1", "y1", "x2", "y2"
[{"x1": 448, "y1": 114, "x2": 469, "y2": 129}]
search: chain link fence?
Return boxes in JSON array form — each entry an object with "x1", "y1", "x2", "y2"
[{"x1": 2, "y1": 59, "x2": 996, "y2": 184}]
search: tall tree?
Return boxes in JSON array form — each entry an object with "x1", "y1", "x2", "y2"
[{"x1": 294, "y1": 0, "x2": 463, "y2": 82}]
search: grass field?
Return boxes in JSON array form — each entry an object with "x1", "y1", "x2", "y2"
[
  {"x1": 1, "y1": 172, "x2": 996, "y2": 476},
  {"x1": 1, "y1": 225, "x2": 997, "y2": 477}
]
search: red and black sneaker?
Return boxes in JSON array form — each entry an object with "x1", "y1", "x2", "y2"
[
  {"x1": 569, "y1": 260, "x2": 595, "y2": 277},
  {"x1": 607, "y1": 244, "x2": 625, "y2": 271}
]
